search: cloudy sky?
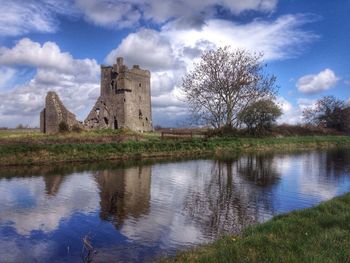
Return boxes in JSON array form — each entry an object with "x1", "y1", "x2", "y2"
[{"x1": 0, "y1": 0, "x2": 349, "y2": 127}]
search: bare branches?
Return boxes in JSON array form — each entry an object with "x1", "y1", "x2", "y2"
[
  {"x1": 302, "y1": 96, "x2": 349, "y2": 131},
  {"x1": 182, "y1": 46, "x2": 277, "y2": 128}
]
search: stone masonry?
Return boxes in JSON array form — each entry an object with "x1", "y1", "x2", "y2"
[
  {"x1": 40, "y1": 91, "x2": 81, "y2": 133},
  {"x1": 85, "y1": 57, "x2": 152, "y2": 132},
  {"x1": 40, "y1": 57, "x2": 153, "y2": 133}
]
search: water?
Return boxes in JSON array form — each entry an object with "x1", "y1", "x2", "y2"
[{"x1": 1, "y1": 148, "x2": 350, "y2": 262}]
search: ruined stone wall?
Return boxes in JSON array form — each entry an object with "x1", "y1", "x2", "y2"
[
  {"x1": 40, "y1": 109, "x2": 46, "y2": 133},
  {"x1": 40, "y1": 91, "x2": 81, "y2": 133}
]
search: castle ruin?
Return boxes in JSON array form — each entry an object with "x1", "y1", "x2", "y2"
[
  {"x1": 40, "y1": 91, "x2": 81, "y2": 133},
  {"x1": 40, "y1": 57, "x2": 153, "y2": 133}
]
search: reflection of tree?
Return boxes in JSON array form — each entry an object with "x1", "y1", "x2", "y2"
[
  {"x1": 94, "y1": 166, "x2": 152, "y2": 228},
  {"x1": 184, "y1": 155, "x2": 281, "y2": 237},
  {"x1": 302, "y1": 148, "x2": 350, "y2": 181},
  {"x1": 237, "y1": 154, "x2": 280, "y2": 186}
]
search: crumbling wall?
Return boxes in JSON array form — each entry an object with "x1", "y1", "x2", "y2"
[{"x1": 40, "y1": 91, "x2": 81, "y2": 133}]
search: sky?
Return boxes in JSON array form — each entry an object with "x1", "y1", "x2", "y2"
[{"x1": 0, "y1": 0, "x2": 349, "y2": 128}]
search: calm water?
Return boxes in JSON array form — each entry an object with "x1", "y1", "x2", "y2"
[{"x1": 1, "y1": 149, "x2": 350, "y2": 262}]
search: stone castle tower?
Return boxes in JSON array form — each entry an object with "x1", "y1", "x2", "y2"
[
  {"x1": 40, "y1": 57, "x2": 152, "y2": 133},
  {"x1": 85, "y1": 57, "x2": 153, "y2": 132}
]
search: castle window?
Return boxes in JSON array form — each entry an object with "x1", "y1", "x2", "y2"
[
  {"x1": 104, "y1": 117, "x2": 109, "y2": 125},
  {"x1": 139, "y1": 109, "x2": 143, "y2": 119},
  {"x1": 114, "y1": 118, "x2": 118, "y2": 129},
  {"x1": 139, "y1": 83, "x2": 142, "y2": 87}
]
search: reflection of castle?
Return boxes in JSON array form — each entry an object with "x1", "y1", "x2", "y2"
[
  {"x1": 44, "y1": 174, "x2": 66, "y2": 196},
  {"x1": 95, "y1": 166, "x2": 152, "y2": 227}
]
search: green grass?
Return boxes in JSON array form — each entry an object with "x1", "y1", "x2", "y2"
[
  {"x1": 1, "y1": 129, "x2": 350, "y2": 166},
  {"x1": 162, "y1": 192, "x2": 350, "y2": 263}
]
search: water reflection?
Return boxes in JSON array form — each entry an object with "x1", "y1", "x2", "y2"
[
  {"x1": 0, "y1": 149, "x2": 350, "y2": 262},
  {"x1": 95, "y1": 166, "x2": 152, "y2": 227},
  {"x1": 183, "y1": 157, "x2": 280, "y2": 237}
]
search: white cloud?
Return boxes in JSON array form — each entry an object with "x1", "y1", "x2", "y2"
[
  {"x1": 75, "y1": 0, "x2": 141, "y2": 28},
  {"x1": 163, "y1": 15, "x2": 318, "y2": 61},
  {"x1": 0, "y1": 38, "x2": 99, "y2": 127},
  {"x1": 0, "y1": 0, "x2": 279, "y2": 36},
  {"x1": 276, "y1": 96, "x2": 298, "y2": 124},
  {"x1": 0, "y1": 0, "x2": 76, "y2": 36},
  {"x1": 74, "y1": 0, "x2": 278, "y2": 29},
  {"x1": 105, "y1": 29, "x2": 181, "y2": 71},
  {"x1": 0, "y1": 38, "x2": 75, "y2": 73},
  {"x1": 0, "y1": 67, "x2": 16, "y2": 89},
  {"x1": 276, "y1": 97, "x2": 320, "y2": 125},
  {"x1": 297, "y1": 68, "x2": 339, "y2": 94}
]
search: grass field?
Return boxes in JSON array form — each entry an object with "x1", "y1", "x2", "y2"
[
  {"x1": 1, "y1": 129, "x2": 350, "y2": 166},
  {"x1": 162, "y1": 192, "x2": 350, "y2": 262}
]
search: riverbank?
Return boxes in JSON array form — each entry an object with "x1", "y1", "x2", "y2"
[
  {"x1": 1, "y1": 130, "x2": 350, "y2": 166},
  {"x1": 162, "y1": 192, "x2": 350, "y2": 262}
]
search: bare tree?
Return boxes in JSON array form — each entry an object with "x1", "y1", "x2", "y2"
[
  {"x1": 303, "y1": 96, "x2": 349, "y2": 131},
  {"x1": 182, "y1": 47, "x2": 278, "y2": 128}
]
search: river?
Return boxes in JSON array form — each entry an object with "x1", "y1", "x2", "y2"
[{"x1": 1, "y1": 148, "x2": 350, "y2": 262}]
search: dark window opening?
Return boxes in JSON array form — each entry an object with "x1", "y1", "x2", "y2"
[
  {"x1": 114, "y1": 118, "x2": 118, "y2": 129},
  {"x1": 115, "y1": 88, "x2": 132, "y2": 94},
  {"x1": 139, "y1": 109, "x2": 143, "y2": 119},
  {"x1": 145, "y1": 117, "x2": 148, "y2": 122},
  {"x1": 111, "y1": 71, "x2": 118, "y2": 79},
  {"x1": 104, "y1": 117, "x2": 109, "y2": 125},
  {"x1": 139, "y1": 83, "x2": 142, "y2": 87}
]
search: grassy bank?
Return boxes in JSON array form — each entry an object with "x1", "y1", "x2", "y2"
[
  {"x1": 1, "y1": 129, "x2": 350, "y2": 166},
  {"x1": 162, "y1": 192, "x2": 350, "y2": 263}
]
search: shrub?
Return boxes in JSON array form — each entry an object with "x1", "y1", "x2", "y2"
[
  {"x1": 72, "y1": 124, "x2": 83, "y2": 133},
  {"x1": 58, "y1": 121, "x2": 69, "y2": 133},
  {"x1": 238, "y1": 99, "x2": 282, "y2": 136}
]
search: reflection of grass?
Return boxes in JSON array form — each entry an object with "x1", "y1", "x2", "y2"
[
  {"x1": 162, "y1": 192, "x2": 350, "y2": 263},
  {"x1": 1, "y1": 131, "x2": 350, "y2": 166}
]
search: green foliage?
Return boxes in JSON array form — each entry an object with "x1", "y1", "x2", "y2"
[
  {"x1": 58, "y1": 121, "x2": 69, "y2": 133},
  {"x1": 163, "y1": 193, "x2": 350, "y2": 263},
  {"x1": 238, "y1": 99, "x2": 282, "y2": 136}
]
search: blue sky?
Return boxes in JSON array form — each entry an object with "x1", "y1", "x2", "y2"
[{"x1": 0, "y1": 0, "x2": 349, "y2": 127}]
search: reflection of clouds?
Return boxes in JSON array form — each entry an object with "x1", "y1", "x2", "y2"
[
  {"x1": 298, "y1": 151, "x2": 338, "y2": 201},
  {"x1": 0, "y1": 238, "x2": 54, "y2": 263},
  {"x1": 0, "y1": 172, "x2": 99, "y2": 235}
]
